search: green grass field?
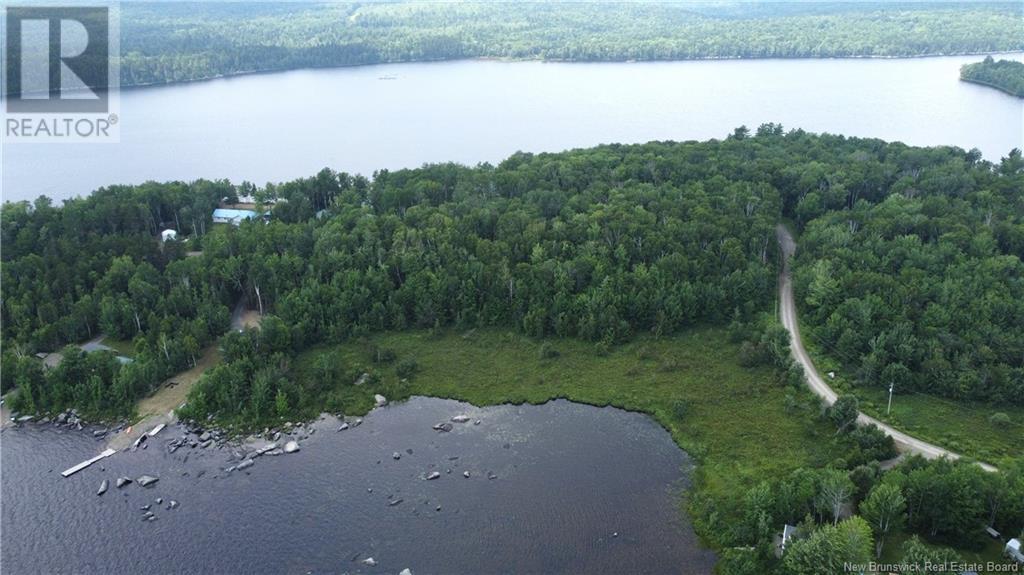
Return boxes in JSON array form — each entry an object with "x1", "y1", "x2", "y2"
[
  {"x1": 100, "y1": 338, "x2": 136, "y2": 357},
  {"x1": 801, "y1": 332, "x2": 1023, "y2": 466},
  {"x1": 879, "y1": 531, "x2": 1014, "y2": 567},
  {"x1": 295, "y1": 326, "x2": 844, "y2": 548}
]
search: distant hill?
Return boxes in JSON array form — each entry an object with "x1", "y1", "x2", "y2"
[{"x1": 111, "y1": 2, "x2": 1024, "y2": 88}]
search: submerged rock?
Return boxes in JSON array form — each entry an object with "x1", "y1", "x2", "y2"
[
  {"x1": 392, "y1": 452, "x2": 401, "y2": 460},
  {"x1": 283, "y1": 441, "x2": 300, "y2": 453},
  {"x1": 168, "y1": 500, "x2": 179, "y2": 509},
  {"x1": 388, "y1": 498, "x2": 403, "y2": 506},
  {"x1": 96, "y1": 479, "x2": 108, "y2": 496},
  {"x1": 361, "y1": 557, "x2": 376, "y2": 566},
  {"x1": 137, "y1": 475, "x2": 159, "y2": 487},
  {"x1": 432, "y1": 422, "x2": 453, "y2": 433}
]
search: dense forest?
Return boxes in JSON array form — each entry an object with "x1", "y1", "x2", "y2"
[
  {"x1": 3, "y1": 128, "x2": 1023, "y2": 420},
  {"x1": 112, "y1": 2, "x2": 1024, "y2": 87},
  {"x1": 791, "y1": 146, "x2": 1024, "y2": 405},
  {"x1": 3, "y1": 129, "x2": 1024, "y2": 573},
  {"x1": 961, "y1": 56, "x2": 1024, "y2": 97}
]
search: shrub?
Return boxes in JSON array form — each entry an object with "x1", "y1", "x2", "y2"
[
  {"x1": 737, "y1": 341, "x2": 766, "y2": 367},
  {"x1": 989, "y1": 412, "x2": 1011, "y2": 427},
  {"x1": 671, "y1": 399, "x2": 688, "y2": 421},
  {"x1": 395, "y1": 357, "x2": 418, "y2": 379},
  {"x1": 658, "y1": 357, "x2": 681, "y2": 372},
  {"x1": 828, "y1": 395, "x2": 860, "y2": 432},
  {"x1": 538, "y1": 342, "x2": 560, "y2": 359},
  {"x1": 635, "y1": 345, "x2": 657, "y2": 360},
  {"x1": 786, "y1": 362, "x2": 806, "y2": 388},
  {"x1": 372, "y1": 346, "x2": 396, "y2": 364}
]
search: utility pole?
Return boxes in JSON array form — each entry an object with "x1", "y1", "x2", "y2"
[{"x1": 887, "y1": 382, "x2": 895, "y2": 415}]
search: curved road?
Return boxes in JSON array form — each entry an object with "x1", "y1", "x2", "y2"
[{"x1": 776, "y1": 225, "x2": 996, "y2": 472}]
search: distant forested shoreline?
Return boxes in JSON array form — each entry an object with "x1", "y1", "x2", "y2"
[
  {"x1": 107, "y1": 2, "x2": 1024, "y2": 89},
  {"x1": 960, "y1": 56, "x2": 1024, "y2": 97}
]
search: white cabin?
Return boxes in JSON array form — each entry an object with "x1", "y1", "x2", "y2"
[{"x1": 1007, "y1": 539, "x2": 1023, "y2": 564}]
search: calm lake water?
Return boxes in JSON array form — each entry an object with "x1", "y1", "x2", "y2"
[
  {"x1": 3, "y1": 55, "x2": 1023, "y2": 203},
  {"x1": 0, "y1": 397, "x2": 713, "y2": 574}
]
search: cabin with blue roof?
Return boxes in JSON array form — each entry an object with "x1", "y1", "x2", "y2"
[{"x1": 212, "y1": 208, "x2": 259, "y2": 226}]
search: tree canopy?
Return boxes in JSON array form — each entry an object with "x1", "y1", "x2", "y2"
[{"x1": 3, "y1": 129, "x2": 1023, "y2": 420}]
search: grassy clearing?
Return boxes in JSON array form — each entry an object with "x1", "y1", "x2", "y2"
[
  {"x1": 879, "y1": 531, "x2": 1012, "y2": 566},
  {"x1": 296, "y1": 326, "x2": 844, "y2": 547},
  {"x1": 100, "y1": 338, "x2": 136, "y2": 357},
  {"x1": 801, "y1": 333, "x2": 1023, "y2": 465}
]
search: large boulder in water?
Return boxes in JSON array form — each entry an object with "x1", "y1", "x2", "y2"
[
  {"x1": 426, "y1": 471, "x2": 441, "y2": 480},
  {"x1": 96, "y1": 479, "x2": 108, "y2": 496},
  {"x1": 283, "y1": 441, "x2": 300, "y2": 453},
  {"x1": 137, "y1": 475, "x2": 159, "y2": 487},
  {"x1": 116, "y1": 477, "x2": 132, "y2": 488},
  {"x1": 451, "y1": 415, "x2": 471, "y2": 423}
]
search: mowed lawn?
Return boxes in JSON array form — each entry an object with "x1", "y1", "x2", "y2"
[{"x1": 297, "y1": 327, "x2": 842, "y2": 543}]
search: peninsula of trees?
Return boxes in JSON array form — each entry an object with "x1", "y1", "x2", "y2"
[
  {"x1": 960, "y1": 56, "x2": 1024, "y2": 97},
  {"x1": 112, "y1": 2, "x2": 1024, "y2": 88}
]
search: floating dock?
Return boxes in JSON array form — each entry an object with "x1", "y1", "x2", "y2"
[{"x1": 61, "y1": 448, "x2": 116, "y2": 478}]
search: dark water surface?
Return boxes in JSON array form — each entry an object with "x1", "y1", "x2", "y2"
[
  {"x1": 1, "y1": 397, "x2": 713, "y2": 574},
  {"x1": 3, "y1": 55, "x2": 1022, "y2": 202}
]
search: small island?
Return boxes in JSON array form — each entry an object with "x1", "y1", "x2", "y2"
[{"x1": 960, "y1": 56, "x2": 1024, "y2": 97}]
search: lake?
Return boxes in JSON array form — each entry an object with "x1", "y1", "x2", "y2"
[
  {"x1": 0, "y1": 397, "x2": 714, "y2": 574},
  {"x1": 3, "y1": 54, "x2": 1022, "y2": 203}
]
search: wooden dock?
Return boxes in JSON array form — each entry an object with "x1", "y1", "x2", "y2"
[{"x1": 61, "y1": 448, "x2": 116, "y2": 478}]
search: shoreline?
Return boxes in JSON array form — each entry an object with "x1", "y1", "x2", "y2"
[
  {"x1": 959, "y1": 76, "x2": 1024, "y2": 98},
  {"x1": 97, "y1": 49, "x2": 1024, "y2": 95}
]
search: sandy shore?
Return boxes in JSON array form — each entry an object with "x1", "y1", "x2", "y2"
[{"x1": 106, "y1": 345, "x2": 220, "y2": 451}]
